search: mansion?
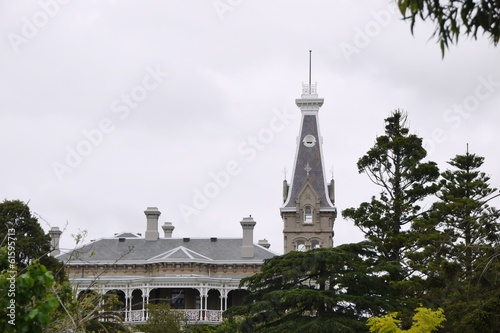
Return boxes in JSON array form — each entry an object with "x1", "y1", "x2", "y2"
[{"x1": 53, "y1": 78, "x2": 337, "y2": 325}]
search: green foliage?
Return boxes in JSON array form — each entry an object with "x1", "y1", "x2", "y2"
[
  {"x1": 141, "y1": 303, "x2": 184, "y2": 333},
  {"x1": 343, "y1": 110, "x2": 438, "y2": 283},
  {"x1": 226, "y1": 244, "x2": 397, "y2": 332},
  {"x1": 0, "y1": 246, "x2": 10, "y2": 271},
  {"x1": 185, "y1": 324, "x2": 218, "y2": 333},
  {"x1": 0, "y1": 200, "x2": 50, "y2": 267},
  {"x1": 47, "y1": 287, "x2": 129, "y2": 333},
  {"x1": 344, "y1": 110, "x2": 439, "y2": 263},
  {"x1": 0, "y1": 199, "x2": 66, "y2": 282},
  {"x1": 213, "y1": 318, "x2": 245, "y2": 333},
  {"x1": 367, "y1": 307, "x2": 445, "y2": 333},
  {"x1": 397, "y1": 0, "x2": 500, "y2": 55},
  {"x1": 0, "y1": 262, "x2": 59, "y2": 333},
  {"x1": 413, "y1": 151, "x2": 500, "y2": 332},
  {"x1": 342, "y1": 111, "x2": 440, "y2": 326}
]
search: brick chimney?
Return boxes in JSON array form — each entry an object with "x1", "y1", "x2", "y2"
[
  {"x1": 145, "y1": 207, "x2": 161, "y2": 241},
  {"x1": 240, "y1": 215, "x2": 256, "y2": 258}
]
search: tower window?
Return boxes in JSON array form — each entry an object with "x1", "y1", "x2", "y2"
[
  {"x1": 304, "y1": 206, "x2": 313, "y2": 223},
  {"x1": 296, "y1": 240, "x2": 306, "y2": 252},
  {"x1": 311, "y1": 240, "x2": 321, "y2": 249}
]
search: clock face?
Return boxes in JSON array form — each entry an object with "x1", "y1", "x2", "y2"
[{"x1": 303, "y1": 134, "x2": 316, "y2": 147}]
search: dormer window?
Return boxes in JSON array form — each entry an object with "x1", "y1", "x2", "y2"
[{"x1": 304, "y1": 205, "x2": 313, "y2": 223}]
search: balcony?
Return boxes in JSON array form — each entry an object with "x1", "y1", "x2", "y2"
[{"x1": 115, "y1": 309, "x2": 224, "y2": 324}]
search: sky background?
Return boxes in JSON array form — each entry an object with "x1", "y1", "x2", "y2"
[{"x1": 1, "y1": 0, "x2": 499, "y2": 255}]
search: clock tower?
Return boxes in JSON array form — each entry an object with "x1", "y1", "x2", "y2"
[{"x1": 280, "y1": 67, "x2": 336, "y2": 254}]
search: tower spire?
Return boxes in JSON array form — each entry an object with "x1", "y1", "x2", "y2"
[{"x1": 280, "y1": 54, "x2": 336, "y2": 254}]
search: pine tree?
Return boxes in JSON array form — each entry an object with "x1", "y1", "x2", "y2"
[
  {"x1": 342, "y1": 110, "x2": 440, "y2": 326},
  {"x1": 226, "y1": 244, "x2": 396, "y2": 333},
  {"x1": 415, "y1": 150, "x2": 500, "y2": 332},
  {"x1": 342, "y1": 110, "x2": 439, "y2": 271}
]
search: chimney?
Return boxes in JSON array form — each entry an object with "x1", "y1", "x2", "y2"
[
  {"x1": 49, "y1": 226, "x2": 62, "y2": 256},
  {"x1": 240, "y1": 215, "x2": 256, "y2": 258},
  {"x1": 258, "y1": 239, "x2": 271, "y2": 249},
  {"x1": 161, "y1": 222, "x2": 174, "y2": 238},
  {"x1": 144, "y1": 207, "x2": 161, "y2": 241}
]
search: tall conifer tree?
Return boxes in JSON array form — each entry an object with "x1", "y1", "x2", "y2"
[
  {"x1": 342, "y1": 110, "x2": 440, "y2": 326},
  {"x1": 414, "y1": 150, "x2": 500, "y2": 332},
  {"x1": 343, "y1": 110, "x2": 439, "y2": 272}
]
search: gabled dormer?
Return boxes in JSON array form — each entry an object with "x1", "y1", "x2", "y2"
[{"x1": 295, "y1": 179, "x2": 322, "y2": 223}]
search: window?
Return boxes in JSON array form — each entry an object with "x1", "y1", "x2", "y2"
[
  {"x1": 304, "y1": 205, "x2": 313, "y2": 223},
  {"x1": 296, "y1": 240, "x2": 306, "y2": 252},
  {"x1": 311, "y1": 240, "x2": 321, "y2": 249}
]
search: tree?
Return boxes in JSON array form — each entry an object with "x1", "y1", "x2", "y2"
[
  {"x1": 0, "y1": 200, "x2": 65, "y2": 281},
  {"x1": 0, "y1": 262, "x2": 59, "y2": 333},
  {"x1": 141, "y1": 303, "x2": 185, "y2": 333},
  {"x1": 366, "y1": 307, "x2": 446, "y2": 333},
  {"x1": 413, "y1": 150, "x2": 500, "y2": 332},
  {"x1": 342, "y1": 110, "x2": 439, "y2": 325},
  {"x1": 226, "y1": 244, "x2": 397, "y2": 333},
  {"x1": 343, "y1": 111, "x2": 439, "y2": 270},
  {"x1": 46, "y1": 284, "x2": 131, "y2": 333},
  {"x1": 397, "y1": 0, "x2": 500, "y2": 54}
]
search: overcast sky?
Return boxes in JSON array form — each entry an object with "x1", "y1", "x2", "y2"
[{"x1": 1, "y1": 0, "x2": 499, "y2": 255}]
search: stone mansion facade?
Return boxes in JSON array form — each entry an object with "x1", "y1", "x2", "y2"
[{"x1": 53, "y1": 79, "x2": 336, "y2": 325}]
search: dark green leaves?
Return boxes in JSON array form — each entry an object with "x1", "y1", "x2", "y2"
[
  {"x1": 344, "y1": 110, "x2": 439, "y2": 265},
  {"x1": 227, "y1": 245, "x2": 395, "y2": 333},
  {"x1": 397, "y1": 0, "x2": 500, "y2": 56},
  {"x1": 0, "y1": 263, "x2": 59, "y2": 333}
]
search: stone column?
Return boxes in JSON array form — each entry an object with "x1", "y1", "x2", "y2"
[{"x1": 142, "y1": 289, "x2": 149, "y2": 321}]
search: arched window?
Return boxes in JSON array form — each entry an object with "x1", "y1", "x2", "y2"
[
  {"x1": 304, "y1": 205, "x2": 313, "y2": 223},
  {"x1": 310, "y1": 240, "x2": 321, "y2": 249},
  {"x1": 296, "y1": 240, "x2": 306, "y2": 252}
]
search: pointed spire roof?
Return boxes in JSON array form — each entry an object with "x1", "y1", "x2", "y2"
[{"x1": 282, "y1": 55, "x2": 334, "y2": 210}]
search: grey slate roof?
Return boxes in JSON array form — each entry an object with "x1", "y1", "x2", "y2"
[
  {"x1": 57, "y1": 237, "x2": 276, "y2": 264},
  {"x1": 285, "y1": 114, "x2": 333, "y2": 208}
]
